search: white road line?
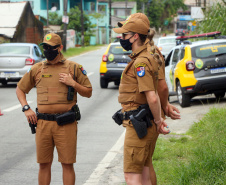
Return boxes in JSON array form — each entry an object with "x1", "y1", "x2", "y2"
[
  {"x1": 3, "y1": 101, "x2": 33, "y2": 112},
  {"x1": 84, "y1": 130, "x2": 125, "y2": 185},
  {"x1": 87, "y1": 72, "x2": 94, "y2": 76}
]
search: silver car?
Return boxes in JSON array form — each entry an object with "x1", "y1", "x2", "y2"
[
  {"x1": 157, "y1": 36, "x2": 177, "y2": 58},
  {"x1": 0, "y1": 43, "x2": 44, "y2": 85}
]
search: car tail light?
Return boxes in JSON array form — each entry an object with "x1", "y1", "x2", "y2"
[
  {"x1": 158, "y1": 47, "x2": 162, "y2": 51},
  {"x1": 186, "y1": 87, "x2": 193, "y2": 91},
  {"x1": 102, "y1": 54, "x2": 108, "y2": 62},
  {"x1": 25, "y1": 58, "x2": 35, "y2": 65},
  {"x1": 186, "y1": 61, "x2": 195, "y2": 71},
  {"x1": 183, "y1": 30, "x2": 185, "y2": 33}
]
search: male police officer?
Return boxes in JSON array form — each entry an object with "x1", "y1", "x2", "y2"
[{"x1": 16, "y1": 33, "x2": 92, "y2": 185}]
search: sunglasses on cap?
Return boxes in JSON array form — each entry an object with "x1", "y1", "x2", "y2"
[{"x1": 42, "y1": 44, "x2": 60, "y2": 50}]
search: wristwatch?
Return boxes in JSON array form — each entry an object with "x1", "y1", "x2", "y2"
[{"x1": 22, "y1": 105, "x2": 30, "y2": 112}]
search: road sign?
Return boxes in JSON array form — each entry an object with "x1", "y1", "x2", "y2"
[{"x1": 191, "y1": 7, "x2": 204, "y2": 19}]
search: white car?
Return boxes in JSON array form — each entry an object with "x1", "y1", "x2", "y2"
[
  {"x1": 0, "y1": 43, "x2": 44, "y2": 85},
  {"x1": 157, "y1": 36, "x2": 177, "y2": 58}
]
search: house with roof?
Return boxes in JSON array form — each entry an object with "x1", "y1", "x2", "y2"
[
  {"x1": 10, "y1": 0, "x2": 109, "y2": 45},
  {"x1": 0, "y1": 2, "x2": 43, "y2": 44}
]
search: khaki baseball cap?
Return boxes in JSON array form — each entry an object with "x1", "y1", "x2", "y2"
[
  {"x1": 113, "y1": 13, "x2": 150, "y2": 35},
  {"x1": 40, "y1": 33, "x2": 62, "y2": 46}
]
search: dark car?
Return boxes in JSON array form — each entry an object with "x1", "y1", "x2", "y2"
[
  {"x1": 0, "y1": 43, "x2": 44, "y2": 85},
  {"x1": 99, "y1": 42, "x2": 132, "y2": 88},
  {"x1": 175, "y1": 29, "x2": 186, "y2": 36}
]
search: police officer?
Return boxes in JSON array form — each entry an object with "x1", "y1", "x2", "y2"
[
  {"x1": 113, "y1": 13, "x2": 170, "y2": 184},
  {"x1": 16, "y1": 33, "x2": 92, "y2": 185}
]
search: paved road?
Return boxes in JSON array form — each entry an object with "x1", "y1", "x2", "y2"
[{"x1": 0, "y1": 39, "x2": 225, "y2": 185}]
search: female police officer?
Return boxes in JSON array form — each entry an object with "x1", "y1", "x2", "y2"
[{"x1": 113, "y1": 13, "x2": 170, "y2": 185}]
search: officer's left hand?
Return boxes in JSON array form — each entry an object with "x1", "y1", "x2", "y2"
[
  {"x1": 59, "y1": 73, "x2": 75, "y2": 86},
  {"x1": 166, "y1": 104, "x2": 181, "y2": 120}
]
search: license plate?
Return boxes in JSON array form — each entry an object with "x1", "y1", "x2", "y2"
[
  {"x1": 0, "y1": 72, "x2": 19, "y2": 77},
  {"x1": 117, "y1": 63, "x2": 127, "y2": 67},
  {"x1": 210, "y1": 67, "x2": 226, "y2": 74}
]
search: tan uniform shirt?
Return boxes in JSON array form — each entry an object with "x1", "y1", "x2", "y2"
[
  {"x1": 17, "y1": 53, "x2": 92, "y2": 114},
  {"x1": 119, "y1": 44, "x2": 159, "y2": 111}
]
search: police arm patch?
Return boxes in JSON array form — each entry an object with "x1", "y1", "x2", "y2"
[
  {"x1": 135, "y1": 63, "x2": 146, "y2": 77},
  {"x1": 79, "y1": 65, "x2": 87, "y2": 75}
]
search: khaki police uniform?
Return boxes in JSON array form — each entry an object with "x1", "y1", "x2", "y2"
[
  {"x1": 18, "y1": 49, "x2": 91, "y2": 164},
  {"x1": 118, "y1": 44, "x2": 159, "y2": 173}
]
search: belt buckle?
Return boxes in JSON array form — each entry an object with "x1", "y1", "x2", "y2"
[{"x1": 123, "y1": 112, "x2": 126, "y2": 120}]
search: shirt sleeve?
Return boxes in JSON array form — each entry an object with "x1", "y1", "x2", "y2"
[
  {"x1": 17, "y1": 64, "x2": 40, "y2": 94},
  {"x1": 158, "y1": 61, "x2": 165, "y2": 80},
  {"x1": 134, "y1": 59, "x2": 155, "y2": 93},
  {"x1": 70, "y1": 62, "x2": 92, "y2": 88}
]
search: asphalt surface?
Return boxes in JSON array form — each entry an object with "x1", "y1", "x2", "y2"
[{"x1": 0, "y1": 40, "x2": 226, "y2": 185}]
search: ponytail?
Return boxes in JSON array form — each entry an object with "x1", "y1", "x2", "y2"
[{"x1": 147, "y1": 28, "x2": 163, "y2": 67}]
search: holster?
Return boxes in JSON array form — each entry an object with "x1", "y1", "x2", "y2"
[
  {"x1": 72, "y1": 104, "x2": 81, "y2": 121},
  {"x1": 112, "y1": 109, "x2": 123, "y2": 125},
  {"x1": 56, "y1": 111, "x2": 76, "y2": 126}
]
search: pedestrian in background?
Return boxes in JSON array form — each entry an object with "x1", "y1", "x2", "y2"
[
  {"x1": 113, "y1": 13, "x2": 170, "y2": 185},
  {"x1": 16, "y1": 33, "x2": 92, "y2": 185}
]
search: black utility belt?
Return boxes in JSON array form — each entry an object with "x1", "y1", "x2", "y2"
[
  {"x1": 112, "y1": 104, "x2": 154, "y2": 139},
  {"x1": 36, "y1": 104, "x2": 81, "y2": 126}
]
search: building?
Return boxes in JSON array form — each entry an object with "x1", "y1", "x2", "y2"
[
  {"x1": 7, "y1": 0, "x2": 110, "y2": 45},
  {"x1": 0, "y1": 1, "x2": 43, "y2": 44}
]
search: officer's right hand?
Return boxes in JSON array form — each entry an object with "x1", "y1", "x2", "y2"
[
  {"x1": 156, "y1": 119, "x2": 170, "y2": 135},
  {"x1": 24, "y1": 109, "x2": 37, "y2": 125}
]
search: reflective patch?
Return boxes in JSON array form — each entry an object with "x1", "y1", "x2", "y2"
[
  {"x1": 135, "y1": 63, "x2": 146, "y2": 68},
  {"x1": 42, "y1": 74, "x2": 52, "y2": 78},
  {"x1": 79, "y1": 65, "x2": 87, "y2": 75},
  {"x1": 27, "y1": 68, "x2": 31, "y2": 73},
  {"x1": 195, "y1": 59, "x2": 203, "y2": 69},
  {"x1": 136, "y1": 66, "x2": 145, "y2": 77},
  {"x1": 108, "y1": 54, "x2": 114, "y2": 62}
]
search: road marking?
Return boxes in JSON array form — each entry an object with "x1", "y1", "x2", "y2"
[
  {"x1": 84, "y1": 130, "x2": 125, "y2": 185},
  {"x1": 87, "y1": 72, "x2": 94, "y2": 76},
  {"x1": 3, "y1": 101, "x2": 33, "y2": 112}
]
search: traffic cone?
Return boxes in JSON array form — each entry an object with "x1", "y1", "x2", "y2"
[{"x1": 0, "y1": 108, "x2": 3, "y2": 116}]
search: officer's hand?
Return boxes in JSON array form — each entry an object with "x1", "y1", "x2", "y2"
[
  {"x1": 156, "y1": 119, "x2": 170, "y2": 135},
  {"x1": 59, "y1": 73, "x2": 75, "y2": 87},
  {"x1": 24, "y1": 109, "x2": 37, "y2": 125},
  {"x1": 167, "y1": 104, "x2": 180, "y2": 120}
]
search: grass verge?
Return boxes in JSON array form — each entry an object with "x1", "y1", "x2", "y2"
[
  {"x1": 62, "y1": 45, "x2": 105, "y2": 59},
  {"x1": 153, "y1": 107, "x2": 226, "y2": 185}
]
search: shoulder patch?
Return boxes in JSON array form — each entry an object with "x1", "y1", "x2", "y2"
[
  {"x1": 136, "y1": 63, "x2": 146, "y2": 77},
  {"x1": 79, "y1": 65, "x2": 87, "y2": 75}
]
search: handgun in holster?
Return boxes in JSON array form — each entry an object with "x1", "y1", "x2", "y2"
[
  {"x1": 129, "y1": 109, "x2": 149, "y2": 139},
  {"x1": 29, "y1": 123, "x2": 37, "y2": 134},
  {"x1": 112, "y1": 109, "x2": 123, "y2": 125}
]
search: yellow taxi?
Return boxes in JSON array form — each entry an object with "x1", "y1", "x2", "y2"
[
  {"x1": 100, "y1": 42, "x2": 131, "y2": 88},
  {"x1": 165, "y1": 32, "x2": 226, "y2": 107}
]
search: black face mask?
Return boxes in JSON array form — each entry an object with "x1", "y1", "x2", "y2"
[
  {"x1": 44, "y1": 49, "x2": 59, "y2": 61},
  {"x1": 120, "y1": 35, "x2": 134, "y2": 51}
]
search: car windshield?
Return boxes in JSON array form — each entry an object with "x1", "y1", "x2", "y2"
[
  {"x1": 192, "y1": 42, "x2": 226, "y2": 58},
  {"x1": 159, "y1": 38, "x2": 176, "y2": 44},
  {"x1": 109, "y1": 45, "x2": 131, "y2": 54},
  {"x1": 0, "y1": 46, "x2": 30, "y2": 55}
]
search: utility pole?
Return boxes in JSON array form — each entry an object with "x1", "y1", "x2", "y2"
[
  {"x1": 109, "y1": 0, "x2": 112, "y2": 43},
  {"x1": 80, "y1": 0, "x2": 84, "y2": 47},
  {"x1": 47, "y1": 0, "x2": 49, "y2": 26},
  {"x1": 125, "y1": 0, "x2": 128, "y2": 18},
  {"x1": 63, "y1": 0, "x2": 68, "y2": 52}
]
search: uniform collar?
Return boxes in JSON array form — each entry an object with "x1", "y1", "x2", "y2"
[{"x1": 129, "y1": 44, "x2": 147, "y2": 59}]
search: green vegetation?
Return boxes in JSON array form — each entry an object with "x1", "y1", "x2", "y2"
[
  {"x1": 153, "y1": 107, "x2": 226, "y2": 185},
  {"x1": 192, "y1": 3, "x2": 226, "y2": 36},
  {"x1": 62, "y1": 45, "x2": 104, "y2": 59}
]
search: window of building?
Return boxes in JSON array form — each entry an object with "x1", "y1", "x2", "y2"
[{"x1": 98, "y1": 5, "x2": 106, "y2": 14}]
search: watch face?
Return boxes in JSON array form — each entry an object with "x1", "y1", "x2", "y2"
[{"x1": 24, "y1": 105, "x2": 29, "y2": 109}]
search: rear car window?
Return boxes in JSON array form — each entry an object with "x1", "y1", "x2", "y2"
[
  {"x1": 109, "y1": 45, "x2": 131, "y2": 55},
  {"x1": 0, "y1": 46, "x2": 30, "y2": 55},
  {"x1": 192, "y1": 42, "x2": 226, "y2": 58},
  {"x1": 159, "y1": 38, "x2": 176, "y2": 44}
]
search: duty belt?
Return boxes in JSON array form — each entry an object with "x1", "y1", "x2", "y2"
[{"x1": 36, "y1": 109, "x2": 62, "y2": 121}]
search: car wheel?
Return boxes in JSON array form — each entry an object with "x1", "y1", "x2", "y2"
[
  {"x1": 114, "y1": 80, "x2": 120, "y2": 86},
  {"x1": 214, "y1": 92, "x2": 225, "y2": 101},
  {"x1": 1, "y1": 80, "x2": 7, "y2": 86},
  {"x1": 177, "y1": 82, "x2": 190, "y2": 107},
  {"x1": 100, "y1": 78, "x2": 108, "y2": 88}
]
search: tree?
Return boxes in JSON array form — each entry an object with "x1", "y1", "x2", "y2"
[
  {"x1": 193, "y1": 3, "x2": 226, "y2": 35},
  {"x1": 48, "y1": 12, "x2": 62, "y2": 25}
]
